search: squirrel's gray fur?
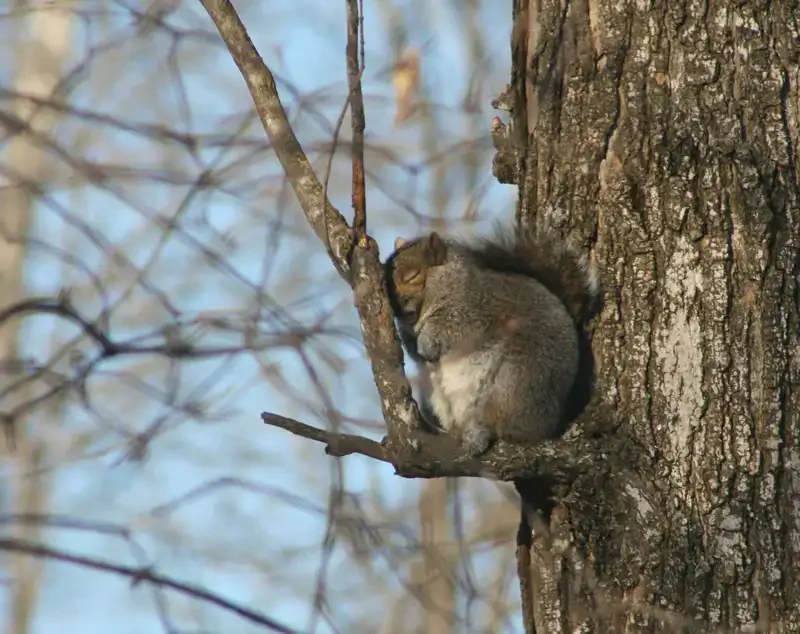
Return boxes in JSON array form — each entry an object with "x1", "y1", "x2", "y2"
[{"x1": 384, "y1": 223, "x2": 602, "y2": 456}]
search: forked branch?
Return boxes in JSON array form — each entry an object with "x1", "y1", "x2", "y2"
[{"x1": 199, "y1": 0, "x2": 422, "y2": 447}]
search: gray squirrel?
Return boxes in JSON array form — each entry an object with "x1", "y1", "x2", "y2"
[{"x1": 384, "y1": 223, "x2": 602, "y2": 456}]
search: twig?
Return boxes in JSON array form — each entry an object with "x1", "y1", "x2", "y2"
[
  {"x1": 262, "y1": 413, "x2": 389, "y2": 463},
  {"x1": 346, "y1": 0, "x2": 367, "y2": 241},
  {"x1": 0, "y1": 538, "x2": 303, "y2": 634},
  {"x1": 0, "y1": 514, "x2": 176, "y2": 631},
  {"x1": 0, "y1": 298, "x2": 311, "y2": 362},
  {"x1": 0, "y1": 298, "x2": 119, "y2": 354},
  {"x1": 320, "y1": 93, "x2": 352, "y2": 279}
]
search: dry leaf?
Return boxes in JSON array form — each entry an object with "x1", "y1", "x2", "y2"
[{"x1": 392, "y1": 48, "x2": 420, "y2": 126}]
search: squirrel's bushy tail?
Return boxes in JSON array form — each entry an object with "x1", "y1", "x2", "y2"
[{"x1": 469, "y1": 222, "x2": 603, "y2": 328}]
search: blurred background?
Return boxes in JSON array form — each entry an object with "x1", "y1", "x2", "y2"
[{"x1": 0, "y1": 1, "x2": 524, "y2": 632}]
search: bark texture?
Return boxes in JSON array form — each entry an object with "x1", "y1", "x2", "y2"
[{"x1": 502, "y1": 0, "x2": 800, "y2": 631}]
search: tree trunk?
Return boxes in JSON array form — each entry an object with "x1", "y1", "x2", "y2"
[{"x1": 504, "y1": 0, "x2": 800, "y2": 631}]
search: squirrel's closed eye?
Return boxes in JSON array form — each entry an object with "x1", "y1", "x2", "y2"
[{"x1": 401, "y1": 269, "x2": 421, "y2": 283}]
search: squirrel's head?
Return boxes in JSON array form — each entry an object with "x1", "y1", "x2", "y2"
[{"x1": 384, "y1": 232, "x2": 448, "y2": 323}]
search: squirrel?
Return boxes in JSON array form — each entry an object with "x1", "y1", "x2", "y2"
[{"x1": 384, "y1": 222, "x2": 603, "y2": 457}]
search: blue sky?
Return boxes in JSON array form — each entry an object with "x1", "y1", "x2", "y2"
[{"x1": 1, "y1": 1, "x2": 522, "y2": 632}]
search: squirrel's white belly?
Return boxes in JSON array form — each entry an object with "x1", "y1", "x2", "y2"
[{"x1": 428, "y1": 352, "x2": 496, "y2": 432}]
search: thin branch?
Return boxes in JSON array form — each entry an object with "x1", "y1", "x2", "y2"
[
  {"x1": 197, "y1": 0, "x2": 353, "y2": 275},
  {"x1": 346, "y1": 0, "x2": 367, "y2": 241},
  {"x1": 0, "y1": 298, "x2": 318, "y2": 362},
  {"x1": 321, "y1": 89, "x2": 353, "y2": 280},
  {"x1": 0, "y1": 298, "x2": 119, "y2": 354},
  {"x1": 0, "y1": 514, "x2": 177, "y2": 631},
  {"x1": 261, "y1": 402, "x2": 628, "y2": 482},
  {"x1": 0, "y1": 538, "x2": 303, "y2": 634},
  {"x1": 262, "y1": 413, "x2": 389, "y2": 463}
]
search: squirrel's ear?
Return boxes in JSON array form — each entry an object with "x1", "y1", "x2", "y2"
[
  {"x1": 427, "y1": 232, "x2": 448, "y2": 264},
  {"x1": 394, "y1": 237, "x2": 407, "y2": 250}
]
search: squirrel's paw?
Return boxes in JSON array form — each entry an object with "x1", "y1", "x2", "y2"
[
  {"x1": 462, "y1": 427, "x2": 495, "y2": 457},
  {"x1": 415, "y1": 329, "x2": 443, "y2": 362}
]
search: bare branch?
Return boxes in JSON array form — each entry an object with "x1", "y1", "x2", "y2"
[
  {"x1": 346, "y1": 0, "x2": 367, "y2": 241},
  {"x1": 197, "y1": 0, "x2": 353, "y2": 275},
  {"x1": 0, "y1": 298, "x2": 317, "y2": 361},
  {"x1": 0, "y1": 538, "x2": 303, "y2": 634},
  {"x1": 0, "y1": 298, "x2": 119, "y2": 355},
  {"x1": 262, "y1": 402, "x2": 629, "y2": 483},
  {"x1": 262, "y1": 412, "x2": 390, "y2": 463}
]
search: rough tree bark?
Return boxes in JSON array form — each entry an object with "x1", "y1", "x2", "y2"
[{"x1": 498, "y1": 0, "x2": 800, "y2": 631}]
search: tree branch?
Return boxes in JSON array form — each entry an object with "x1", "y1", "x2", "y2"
[
  {"x1": 262, "y1": 413, "x2": 389, "y2": 463},
  {"x1": 262, "y1": 400, "x2": 628, "y2": 482},
  {"x1": 197, "y1": 0, "x2": 353, "y2": 275},
  {"x1": 0, "y1": 538, "x2": 302, "y2": 634},
  {"x1": 346, "y1": 0, "x2": 367, "y2": 241},
  {"x1": 0, "y1": 297, "x2": 313, "y2": 362}
]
